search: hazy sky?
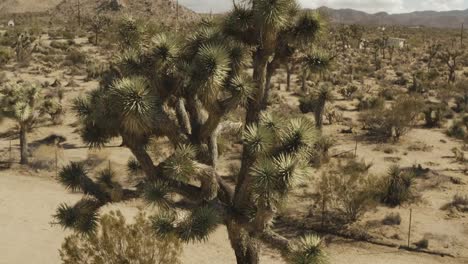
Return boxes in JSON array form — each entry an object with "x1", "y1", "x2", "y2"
[{"x1": 178, "y1": 0, "x2": 468, "y2": 14}]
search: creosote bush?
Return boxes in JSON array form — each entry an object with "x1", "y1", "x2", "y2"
[
  {"x1": 60, "y1": 210, "x2": 182, "y2": 264},
  {"x1": 316, "y1": 159, "x2": 378, "y2": 224},
  {"x1": 382, "y1": 212, "x2": 401, "y2": 225},
  {"x1": 360, "y1": 95, "x2": 424, "y2": 141}
]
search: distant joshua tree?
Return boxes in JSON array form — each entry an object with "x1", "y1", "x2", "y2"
[
  {"x1": 0, "y1": 82, "x2": 60, "y2": 164},
  {"x1": 53, "y1": 1, "x2": 330, "y2": 264},
  {"x1": 439, "y1": 48, "x2": 464, "y2": 83}
]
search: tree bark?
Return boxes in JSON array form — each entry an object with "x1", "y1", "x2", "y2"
[
  {"x1": 261, "y1": 62, "x2": 275, "y2": 110},
  {"x1": 175, "y1": 98, "x2": 192, "y2": 135},
  {"x1": 286, "y1": 63, "x2": 292, "y2": 92},
  {"x1": 315, "y1": 100, "x2": 325, "y2": 129},
  {"x1": 19, "y1": 125, "x2": 28, "y2": 165},
  {"x1": 227, "y1": 221, "x2": 260, "y2": 264}
]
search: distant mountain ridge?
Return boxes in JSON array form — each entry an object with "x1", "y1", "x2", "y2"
[
  {"x1": 0, "y1": 0, "x2": 200, "y2": 25},
  {"x1": 53, "y1": 0, "x2": 199, "y2": 23},
  {"x1": 317, "y1": 6, "x2": 468, "y2": 28}
]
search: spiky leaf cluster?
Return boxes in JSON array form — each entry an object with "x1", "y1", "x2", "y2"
[
  {"x1": 247, "y1": 115, "x2": 317, "y2": 207},
  {"x1": 287, "y1": 235, "x2": 328, "y2": 264},
  {"x1": 151, "y1": 206, "x2": 220, "y2": 243},
  {"x1": 302, "y1": 50, "x2": 332, "y2": 73},
  {"x1": 0, "y1": 82, "x2": 42, "y2": 126},
  {"x1": 163, "y1": 144, "x2": 197, "y2": 182},
  {"x1": 54, "y1": 198, "x2": 100, "y2": 234}
]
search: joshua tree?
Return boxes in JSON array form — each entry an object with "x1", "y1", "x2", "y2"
[
  {"x1": 300, "y1": 50, "x2": 333, "y2": 94},
  {"x1": 371, "y1": 39, "x2": 381, "y2": 70},
  {"x1": 15, "y1": 32, "x2": 36, "y2": 64},
  {"x1": 0, "y1": 82, "x2": 58, "y2": 164},
  {"x1": 426, "y1": 42, "x2": 441, "y2": 70},
  {"x1": 88, "y1": 14, "x2": 110, "y2": 45},
  {"x1": 313, "y1": 84, "x2": 334, "y2": 129},
  {"x1": 298, "y1": 83, "x2": 335, "y2": 129},
  {"x1": 439, "y1": 48, "x2": 464, "y2": 83},
  {"x1": 54, "y1": 13, "x2": 328, "y2": 264}
]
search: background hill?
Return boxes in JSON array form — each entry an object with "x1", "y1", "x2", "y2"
[
  {"x1": 317, "y1": 6, "x2": 468, "y2": 29},
  {"x1": 0, "y1": 0, "x2": 61, "y2": 13},
  {"x1": 53, "y1": 0, "x2": 199, "y2": 24}
]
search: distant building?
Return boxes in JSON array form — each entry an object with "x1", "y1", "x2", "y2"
[
  {"x1": 7, "y1": 20, "x2": 15, "y2": 27},
  {"x1": 387, "y1": 38, "x2": 406, "y2": 49}
]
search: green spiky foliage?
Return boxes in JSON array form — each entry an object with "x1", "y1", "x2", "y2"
[
  {"x1": 287, "y1": 234, "x2": 328, "y2": 264},
  {"x1": 56, "y1": 5, "x2": 327, "y2": 264},
  {"x1": 300, "y1": 50, "x2": 333, "y2": 93},
  {"x1": 0, "y1": 82, "x2": 59, "y2": 164}
]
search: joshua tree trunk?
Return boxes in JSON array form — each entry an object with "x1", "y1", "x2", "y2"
[
  {"x1": 261, "y1": 62, "x2": 275, "y2": 110},
  {"x1": 19, "y1": 124, "x2": 28, "y2": 164},
  {"x1": 208, "y1": 133, "x2": 218, "y2": 169},
  {"x1": 448, "y1": 66, "x2": 456, "y2": 83},
  {"x1": 315, "y1": 100, "x2": 326, "y2": 129},
  {"x1": 246, "y1": 50, "x2": 269, "y2": 125},
  {"x1": 286, "y1": 62, "x2": 292, "y2": 92},
  {"x1": 227, "y1": 221, "x2": 260, "y2": 264},
  {"x1": 175, "y1": 98, "x2": 192, "y2": 135}
]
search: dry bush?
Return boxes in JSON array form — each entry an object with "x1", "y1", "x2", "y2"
[
  {"x1": 339, "y1": 84, "x2": 358, "y2": 99},
  {"x1": 30, "y1": 145, "x2": 59, "y2": 171},
  {"x1": 316, "y1": 160, "x2": 378, "y2": 224},
  {"x1": 360, "y1": 95, "x2": 424, "y2": 141},
  {"x1": 382, "y1": 212, "x2": 401, "y2": 225},
  {"x1": 356, "y1": 96, "x2": 385, "y2": 111},
  {"x1": 64, "y1": 48, "x2": 87, "y2": 66},
  {"x1": 60, "y1": 210, "x2": 182, "y2": 264},
  {"x1": 414, "y1": 238, "x2": 429, "y2": 249}
]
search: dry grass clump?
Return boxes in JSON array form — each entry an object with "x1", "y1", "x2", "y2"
[
  {"x1": 381, "y1": 212, "x2": 401, "y2": 225},
  {"x1": 441, "y1": 194, "x2": 468, "y2": 212}
]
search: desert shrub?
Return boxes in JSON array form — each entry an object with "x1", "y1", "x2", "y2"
[
  {"x1": 299, "y1": 95, "x2": 317, "y2": 114},
  {"x1": 0, "y1": 46, "x2": 13, "y2": 66},
  {"x1": 382, "y1": 212, "x2": 401, "y2": 225},
  {"x1": 356, "y1": 96, "x2": 384, "y2": 111},
  {"x1": 423, "y1": 102, "x2": 449, "y2": 128},
  {"x1": 378, "y1": 165, "x2": 414, "y2": 207},
  {"x1": 316, "y1": 163, "x2": 377, "y2": 223},
  {"x1": 50, "y1": 40, "x2": 70, "y2": 50},
  {"x1": 378, "y1": 86, "x2": 397, "y2": 100},
  {"x1": 30, "y1": 145, "x2": 57, "y2": 170},
  {"x1": 414, "y1": 239, "x2": 429, "y2": 249},
  {"x1": 447, "y1": 117, "x2": 467, "y2": 141},
  {"x1": 324, "y1": 105, "x2": 343, "y2": 125},
  {"x1": 360, "y1": 95, "x2": 424, "y2": 141},
  {"x1": 309, "y1": 135, "x2": 335, "y2": 167},
  {"x1": 454, "y1": 96, "x2": 468, "y2": 113},
  {"x1": 42, "y1": 96, "x2": 64, "y2": 125},
  {"x1": 339, "y1": 84, "x2": 358, "y2": 99},
  {"x1": 65, "y1": 49, "x2": 87, "y2": 65},
  {"x1": 393, "y1": 74, "x2": 408, "y2": 86},
  {"x1": 86, "y1": 61, "x2": 108, "y2": 80},
  {"x1": 338, "y1": 158, "x2": 372, "y2": 177},
  {"x1": 60, "y1": 210, "x2": 182, "y2": 264}
]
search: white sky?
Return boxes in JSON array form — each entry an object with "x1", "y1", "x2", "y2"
[{"x1": 178, "y1": 0, "x2": 468, "y2": 14}]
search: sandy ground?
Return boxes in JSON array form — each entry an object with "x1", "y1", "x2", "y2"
[{"x1": 0, "y1": 172, "x2": 465, "y2": 264}]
